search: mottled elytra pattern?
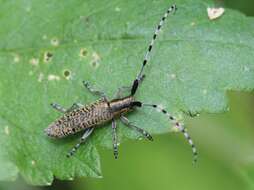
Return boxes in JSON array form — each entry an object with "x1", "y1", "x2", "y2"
[
  {"x1": 46, "y1": 100, "x2": 112, "y2": 138},
  {"x1": 45, "y1": 4, "x2": 198, "y2": 164}
]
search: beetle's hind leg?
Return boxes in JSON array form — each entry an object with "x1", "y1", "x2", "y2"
[
  {"x1": 67, "y1": 127, "x2": 94, "y2": 158},
  {"x1": 67, "y1": 102, "x2": 83, "y2": 112},
  {"x1": 50, "y1": 103, "x2": 67, "y2": 113},
  {"x1": 120, "y1": 115, "x2": 153, "y2": 141},
  {"x1": 111, "y1": 119, "x2": 118, "y2": 159},
  {"x1": 51, "y1": 102, "x2": 83, "y2": 113}
]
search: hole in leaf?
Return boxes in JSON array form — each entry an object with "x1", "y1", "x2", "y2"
[
  {"x1": 80, "y1": 48, "x2": 88, "y2": 57},
  {"x1": 51, "y1": 38, "x2": 59, "y2": 46},
  {"x1": 92, "y1": 61, "x2": 97, "y2": 67},
  {"x1": 44, "y1": 51, "x2": 53, "y2": 63},
  {"x1": 63, "y1": 70, "x2": 71, "y2": 80},
  {"x1": 90, "y1": 52, "x2": 100, "y2": 68}
]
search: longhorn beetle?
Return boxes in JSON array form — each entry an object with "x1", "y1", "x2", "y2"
[{"x1": 45, "y1": 4, "x2": 198, "y2": 163}]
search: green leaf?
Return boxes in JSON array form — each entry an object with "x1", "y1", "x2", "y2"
[{"x1": 0, "y1": 0, "x2": 253, "y2": 185}]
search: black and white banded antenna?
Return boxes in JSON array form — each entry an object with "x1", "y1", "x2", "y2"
[
  {"x1": 142, "y1": 103, "x2": 198, "y2": 164},
  {"x1": 131, "y1": 4, "x2": 177, "y2": 95}
]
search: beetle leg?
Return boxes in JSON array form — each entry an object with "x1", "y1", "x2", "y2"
[
  {"x1": 50, "y1": 103, "x2": 67, "y2": 113},
  {"x1": 112, "y1": 118, "x2": 118, "y2": 159},
  {"x1": 120, "y1": 115, "x2": 153, "y2": 141},
  {"x1": 67, "y1": 127, "x2": 94, "y2": 157},
  {"x1": 82, "y1": 81, "x2": 107, "y2": 100}
]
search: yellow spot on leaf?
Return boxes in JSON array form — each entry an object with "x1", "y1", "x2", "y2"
[
  {"x1": 243, "y1": 66, "x2": 250, "y2": 72},
  {"x1": 26, "y1": 6, "x2": 31, "y2": 12},
  {"x1": 4, "y1": 126, "x2": 9, "y2": 135},
  {"x1": 48, "y1": 74, "x2": 60, "y2": 81},
  {"x1": 29, "y1": 58, "x2": 39, "y2": 66},
  {"x1": 38, "y1": 73, "x2": 44, "y2": 82},
  {"x1": 170, "y1": 73, "x2": 176, "y2": 79},
  {"x1": 90, "y1": 52, "x2": 101, "y2": 68},
  {"x1": 115, "y1": 7, "x2": 121, "y2": 12},
  {"x1": 13, "y1": 54, "x2": 20, "y2": 63},
  {"x1": 31, "y1": 160, "x2": 36, "y2": 166},
  {"x1": 50, "y1": 37, "x2": 59, "y2": 46},
  {"x1": 28, "y1": 71, "x2": 33, "y2": 76},
  {"x1": 42, "y1": 35, "x2": 47, "y2": 40}
]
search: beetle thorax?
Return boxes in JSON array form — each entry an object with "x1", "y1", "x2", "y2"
[{"x1": 109, "y1": 96, "x2": 135, "y2": 116}]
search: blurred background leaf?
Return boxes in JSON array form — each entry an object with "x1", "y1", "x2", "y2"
[{"x1": 0, "y1": 0, "x2": 253, "y2": 188}]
